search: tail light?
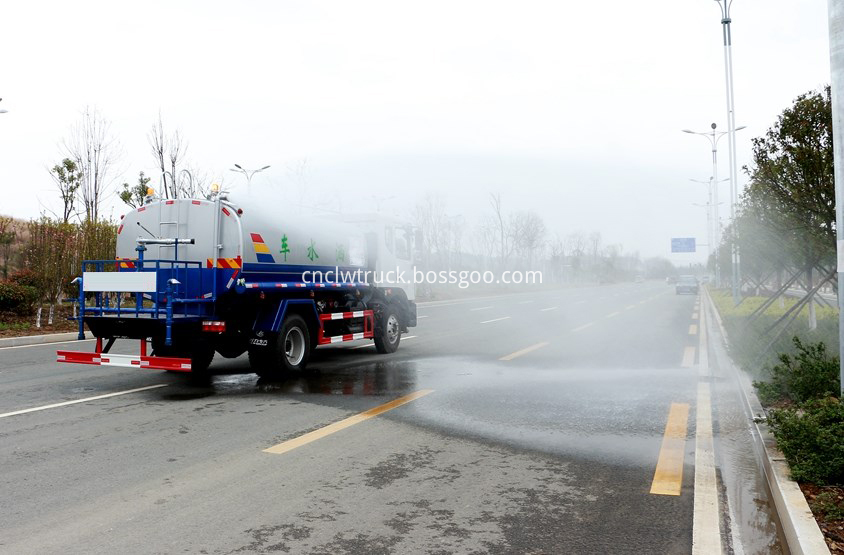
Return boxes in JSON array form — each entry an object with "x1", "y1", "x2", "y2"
[{"x1": 202, "y1": 321, "x2": 226, "y2": 333}]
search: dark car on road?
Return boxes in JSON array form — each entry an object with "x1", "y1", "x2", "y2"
[{"x1": 675, "y1": 275, "x2": 699, "y2": 295}]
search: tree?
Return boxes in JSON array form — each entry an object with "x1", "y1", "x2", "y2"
[
  {"x1": 49, "y1": 158, "x2": 83, "y2": 223},
  {"x1": 64, "y1": 107, "x2": 121, "y2": 222},
  {"x1": 746, "y1": 86, "x2": 835, "y2": 246},
  {"x1": 149, "y1": 113, "x2": 187, "y2": 199},
  {"x1": 0, "y1": 216, "x2": 16, "y2": 279},
  {"x1": 119, "y1": 171, "x2": 152, "y2": 209}
]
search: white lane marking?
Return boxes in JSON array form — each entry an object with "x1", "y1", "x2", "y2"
[
  {"x1": 416, "y1": 315, "x2": 429, "y2": 319},
  {"x1": 351, "y1": 336, "x2": 416, "y2": 349},
  {"x1": 571, "y1": 322, "x2": 594, "y2": 333},
  {"x1": 606, "y1": 311, "x2": 620, "y2": 318},
  {"x1": 0, "y1": 338, "x2": 96, "y2": 351},
  {"x1": 480, "y1": 317, "x2": 510, "y2": 324},
  {"x1": 689, "y1": 324, "x2": 698, "y2": 335},
  {"x1": 625, "y1": 305, "x2": 636, "y2": 310},
  {"x1": 692, "y1": 382, "x2": 723, "y2": 554},
  {"x1": 681, "y1": 346, "x2": 696, "y2": 368},
  {"x1": 574, "y1": 300, "x2": 587, "y2": 305},
  {"x1": 470, "y1": 306, "x2": 494, "y2": 311},
  {"x1": 540, "y1": 306, "x2": 558, "y2": 312},
  {"x1": 0, "y1": 384, "x2": 169, "y2": 419},
  {"x1": 518, "y1": 300, "x2": 535, "y2": 304}
]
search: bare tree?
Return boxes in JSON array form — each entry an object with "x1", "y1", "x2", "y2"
[
  {"x1": 509, "y1": 210, "x2": 546, "y2": 267},
  {"x1": 148, "y1": 113, "x2": 187, "y2": 198},
  {"x1": 64, "y1": 107, "x2": 121, "y2": 221}
]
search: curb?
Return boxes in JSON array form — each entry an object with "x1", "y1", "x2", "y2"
[
  {"x1": 703, "y1": 288, "x2": 830, "y2": 555},
  {"x1": 0, "y1": 331, "x2": 91, "y2": 349}
]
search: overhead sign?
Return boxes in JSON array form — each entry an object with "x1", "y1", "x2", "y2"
[{"x1": 671, "y1": 238, "x2": 696, "y2": 253}]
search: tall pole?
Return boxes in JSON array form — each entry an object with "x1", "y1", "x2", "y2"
[
  {"x1": 828, "y1": 0, "x2": 844, "y2": 395},
  {"x1": 709, "y1": 125, "x2": 722, "y2": 288},
  {"x1": 717, "y1": 0, "x2": 741, "y2": 305}
]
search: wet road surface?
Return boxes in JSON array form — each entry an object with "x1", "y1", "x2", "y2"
[{"x1": 0, "y1": 282, "x2": 782, "y2": 554}]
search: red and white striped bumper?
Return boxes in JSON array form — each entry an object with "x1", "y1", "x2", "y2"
[{"x1": 57, "y1": 351, "x2": 192, "y2": 372}]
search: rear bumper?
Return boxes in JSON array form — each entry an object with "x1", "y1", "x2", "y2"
[{"x1": 57, "y1": 349, "x2": 192, "y2": 372}]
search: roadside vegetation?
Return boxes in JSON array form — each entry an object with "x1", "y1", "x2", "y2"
[{"x1": 707, "y1": 85, "x2": 844, "y2": 551}]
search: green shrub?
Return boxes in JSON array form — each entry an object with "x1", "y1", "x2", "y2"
[
  {"x1": 0, "y1": 282, "x2": 38, "y2": 313},
  {"x1": 754, "y1": 338, "x2": 840, "y2": 405},
  {"x1": 9, "y1": 269, "x2": 43, "y2": 289},
  {"x1": 769, "y1": 398, "x2": 844, "y2": 485}
]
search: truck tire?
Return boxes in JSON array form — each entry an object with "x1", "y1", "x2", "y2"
[
  {"x1": 248, "y1": 346, "x2": 273, "y2": 377},
  {"x1": 274, "y1": 315, "x2": 311, "y2": 373},
  {"x1": 374, "y1": 306, "x2": 401, "y2": 354},
  {"x1": 152, "y1": 336, "x2": 214, "y2": 376}
]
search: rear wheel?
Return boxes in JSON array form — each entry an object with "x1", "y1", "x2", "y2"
[
  {"x1": 374, "y1": 306, "x2": 401, "y2": 354},
  {"x1": 275, "y1": 315, "x2": 310, "y2": 373}
]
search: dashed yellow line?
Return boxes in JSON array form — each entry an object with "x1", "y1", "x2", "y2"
[
  {"x1": 692, "y1": 312, "x2": 699, "y2": 320},
  {"x1": 263, "y1": 389, "x2": 434, "y2": 454},
  {"x1": 689, "y1": 324, "x2": 698, "y2": 335},
  {"x1": 499, "y1": 342, "x2": 550, "y2": 361},
  {"x1": 650, "y1": 402, "x2": 691, "y2": 496}
]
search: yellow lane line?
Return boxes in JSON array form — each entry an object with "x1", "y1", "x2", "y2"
[
  {"x1": 264, "y1": 389, "x2": 435, "y2": 455},
  {"x1": 689, "y1": 324, "x2": 698, "y2": 335},
  {"x1": 650, "y1": 402, "x2": 691, "y2": 496},
  {"x1": 681, "y1": 346, "x2": 696, "y2": 368},
  {"x1": 499, "y1": 342, "x2": 550, "y2": 361},
  {"x1": 571, "y1": 322, "x2": 594, "y2": 333}
]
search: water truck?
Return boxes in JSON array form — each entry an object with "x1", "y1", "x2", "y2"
[{"x1": 57, "y1": 190, "x2": 418, "y2": 378}]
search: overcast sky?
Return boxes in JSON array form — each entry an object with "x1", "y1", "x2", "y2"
[{"x1": 0, "y1": 0, "x2": 832, "y2": 263}]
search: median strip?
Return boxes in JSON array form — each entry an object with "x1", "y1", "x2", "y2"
[
  {"x1": 264, "y1": 389, "x2": 434, "y2": 454},
  {"x1": 0, "y1": 384, "x2": 169, "y2": 419},
  {"x1": 499, "y1": 342, "x2": 549, "y2": 361},
  {"x1": 650, "y1": 402, "x2": 691, "y2": 496}
]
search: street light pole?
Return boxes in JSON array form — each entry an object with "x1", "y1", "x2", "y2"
[
  {"x1": 690, "y1": 178, "x2": 716, "y2": 282},
  {"x1": 682, "y1": 124, "x2": 745, "y2": 288},
  {"x1": 715, "y1": 0, "x2": 742, "y2": 305},
  {"x1": 827, "y1": 0, "x2": 844, "y2": 395},
  {"x1": 230, "y1": 164, "x2": 271, "y2": 191}
]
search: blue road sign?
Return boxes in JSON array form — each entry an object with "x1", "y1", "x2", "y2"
[{"x1": 671, "y1": 238, "x2": 696, "y2": 253}]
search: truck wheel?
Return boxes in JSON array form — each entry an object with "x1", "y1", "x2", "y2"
[
  {"x1": 374, "y1": 306, "x2": 401, "y2": 354},
  {"x1": 274, "y1": 315, "x2": 310, "y2": 373},
  {"x1": 248, "y1": 346, "x2": 273, "y2": 377},
  {"x1": 190, "y1": 341, "x2": 215, "y2": 375}
]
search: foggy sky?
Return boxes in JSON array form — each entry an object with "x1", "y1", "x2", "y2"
[{"x1": 0, "y1": 0, "x2": 832, "y2": 264}]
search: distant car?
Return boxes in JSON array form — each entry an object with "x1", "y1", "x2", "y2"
[
  {"x1": 665, "y1": 276, "x2": 676, "y2": 285},
  {"x1": 675, "y1": 275, "x2": 699, "y2": 295}
]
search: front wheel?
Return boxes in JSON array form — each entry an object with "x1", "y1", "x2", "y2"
[{"x1": 374, "y1": 307, "x2": 401, "y2": 354}]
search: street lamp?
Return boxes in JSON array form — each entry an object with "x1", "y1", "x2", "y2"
[
  {"x1": 230, "y1": 164, "x2": 270, "y2": 190},
  {"x1": 682, "y1": 123, "x2": 745, "y2": 294}
]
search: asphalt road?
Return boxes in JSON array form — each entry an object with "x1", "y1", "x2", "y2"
[{"x1": 0, "y1": 282, "x2": 782, "y2": 554}]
